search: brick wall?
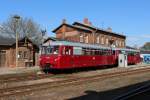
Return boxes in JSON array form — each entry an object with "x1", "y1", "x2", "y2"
[{"x1": 55, "y1": 25, "x2": 125, "y2": 48}]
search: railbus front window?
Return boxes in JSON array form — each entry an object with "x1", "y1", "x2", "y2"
[{"x1": 41, "y1": 46, "x2": 59, "y2": 55}]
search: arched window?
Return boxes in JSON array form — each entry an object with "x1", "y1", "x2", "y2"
[
  {"x1": 122, "y1": 41, "x2": 125, "y2": 47},
  {"x1": 116, "y1": 40, "x2": 118, "y2": 47},
  {"x1": 101, "y1": 37, "x2": 104, "y2": 44},
  {"x1": 85, "y1": 35, "x2": 88, "y2": 43},
  {"x1": 119, "y1": 41, "x2": 122, "y2": 47},
  {"x1": 80, "y1": 34, "x2": 83, "y2": 42},
  {"x1": 106, "y1": 38, "x2": 109, "y2": 45},
  {"x1": 96, "y1": 36, "x2": 100, "y2": 44}
]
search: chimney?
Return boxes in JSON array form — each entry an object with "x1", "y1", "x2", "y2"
[
  {"x1": 107, "y1": 27, "x2": 112, "y2": 32},
  {"x1": 83, "y1": 18, "x2": 89, "y2": 25},
  {"x1": 62, "y1": 19, "x2": 67, "y2": 24},
  {"x1": 89, "y1": 22, "x2": 92, "y2": 26}
]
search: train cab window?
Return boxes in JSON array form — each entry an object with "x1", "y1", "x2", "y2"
[
  {"x1": 41, "y1": 46, "x2": 59, "y2": 55},
  {"x1": 52, "y1": 46, "x2": 59, "y2": 54}
]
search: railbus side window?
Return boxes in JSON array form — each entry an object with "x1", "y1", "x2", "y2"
[
  {"x1": 91, "y1": 49, "x2": 95, "y2": 55},
  {"x1": 63, "y1": 46, "x2": 72, "y2": 55},
  {"x1": 95, "y1": 49, "x2": 99, "y2": 55},
  {"x1": 73, "y1": 47, "x2": 82, "y2": 55},
  {"x1": 99, "y1": 49, "x2": 102, "y2": 55},
  {"x1": 86, "y1": 48, "x2": 91, "y2": 55},
  {"x1": 103, "y1": 49, "x2": 106, "y2": 55}
]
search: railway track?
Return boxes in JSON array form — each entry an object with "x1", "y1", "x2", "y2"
[
  {"x1": 0, "y1": 64, "x2": 149, "y2": 84},
  {"x1": 0, "y1": 66, "x2": 150, "y2": 98}
]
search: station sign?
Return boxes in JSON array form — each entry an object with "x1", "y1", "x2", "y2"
[
  {"x1": 143, "y1": 55, "x2": 150, "y2": 64},
  {"x1": 141, "y1": 54, "x2": 150, "y2": 64}
]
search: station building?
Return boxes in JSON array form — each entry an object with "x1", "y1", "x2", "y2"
[
  {"x1": 52, "y1": 18, "x2": 126, "y2": 48},
  {"x1": 0, "y1": 36, "x2": 39, "y2": 68}
]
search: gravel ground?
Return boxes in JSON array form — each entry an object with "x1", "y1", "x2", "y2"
[
  {"x1": 0, "y1": 66, "x2": 40, "y2": 75},
  {"x1": 2, "y1": 68, "x2": 150, "y2": 100}
]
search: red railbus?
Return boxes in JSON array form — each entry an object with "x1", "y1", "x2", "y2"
[{"x1": 39, "y1": 41, "x2": 140, "y2": 71}]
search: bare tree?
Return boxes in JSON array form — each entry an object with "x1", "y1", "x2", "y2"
[
  {"x1": 133, "y1": 44, "x2": 138, "y2": 49},
  {"x1": 1, "y1": 15, "x2": 46, "y2": 45}
]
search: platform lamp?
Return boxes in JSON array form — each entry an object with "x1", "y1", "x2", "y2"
[{"x1": 13, "y1": 15, "x2": 20, "y2": 67}]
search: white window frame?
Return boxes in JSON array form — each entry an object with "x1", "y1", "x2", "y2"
[
  {"x1": 101, "y1": 37, "x2": 104, "y2": 44},
  {"x1": 96, "y1": 36, "x2": 100, "y2": 44},
  {"x1": 85, "y1": 35, "x2": 88, "y2": 43},
  {"x1": 106, "y1": 38, "x2": 109, "y2": 45},
  {"x1": 80, "y1": 34, "x2": 84, "y2": 42},
  {"x1": 116, "y1": 40, "x2": 118, "y2": 46}
]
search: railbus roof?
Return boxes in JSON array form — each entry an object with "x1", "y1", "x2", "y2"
[{"x1": 42, "y1": 40, "x2": 139, "y2": 52}]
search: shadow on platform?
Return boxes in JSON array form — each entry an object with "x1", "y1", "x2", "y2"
[{"x1": 68, "y1": 80, "x2": 150, "y2": 100}]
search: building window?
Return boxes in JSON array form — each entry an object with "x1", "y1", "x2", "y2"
[
  {"x1": 18, "y1": 51, "x2": 29, "y2": 60},
  {"x1": 106, "y1": 38, "x2": 109, "y2": 45},
  {"x1": 85, "y1": 35, "x2": 88, "y2": 43},
  {"x1": 24, "y1": 51, "x2": 28, "y2": 59},
  {"x1": 18, "y1": 51, "x2": 23, "y2": 59},
  {"x1": 80, "y1": 34, "x2": 83, "y2": 42},
  {"x1": 119, "y1": 41, "x2": 122, "y2": 47},
  {"x1": 101, "y1": 37, "x2": 104, "y2": 44},
  {"x1": 122, "y1": 41, "x2": 125, "y2": 47},
  {"x1": 116, "y1": 40, "x2": 118, "y2": 47},
  {"x1": 96, "y1": 36, "x2": 100, "y2": 44}
]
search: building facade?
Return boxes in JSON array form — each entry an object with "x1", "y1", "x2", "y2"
[
  {"x1": 53, "y1": 18, "x2": 126, "y2": 48},
  {"x1": 0, "y1": 37, "x2": 39, "y2": 68}
]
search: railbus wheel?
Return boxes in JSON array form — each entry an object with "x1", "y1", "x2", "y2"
[{"x1": 44, "y1": 64, "x2": 51, "y2": 74}]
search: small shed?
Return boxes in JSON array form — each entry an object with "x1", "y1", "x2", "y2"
[{"x1": 0, "y1": 36, "x2": 39, "y2": 67}]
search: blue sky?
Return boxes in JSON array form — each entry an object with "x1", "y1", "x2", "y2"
[{"x1": 0, "y1": 0, "x2": 150, "y2": 47}]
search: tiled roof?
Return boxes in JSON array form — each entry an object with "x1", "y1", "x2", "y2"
[
  {"x1": 0, "y1": 36, "x2": 15, "y2": 46},
  {"x1": 73, "y1": 22, "x2": 126, "y2": 38},
  {"x1": 0, "y1": 32, "x2": 38, "y2": 48},
  {"x1": 52, "y1": 23, "x2": 92, "y2": 33},
  {"x1": 43, "y1": 37, "x2": 60, "y2": 43},
  {"x1": 52, "y1": 21, "x2": 126, "y2": 38}
]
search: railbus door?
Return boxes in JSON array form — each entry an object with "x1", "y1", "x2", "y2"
[{"x1": 61, "y1": 46, "x2": 73, "y2": 68}]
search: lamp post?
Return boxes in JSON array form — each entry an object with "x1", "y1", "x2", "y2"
[{"x1": 13, "y1": 15, "x2": 20, "y2": 67}]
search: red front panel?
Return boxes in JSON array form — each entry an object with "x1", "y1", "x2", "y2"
[{"x1": 40, "y1": 54, "x2": 61, "y2": 68}]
